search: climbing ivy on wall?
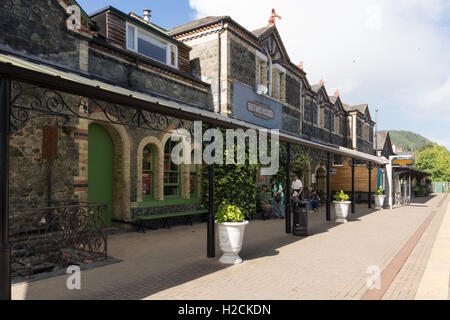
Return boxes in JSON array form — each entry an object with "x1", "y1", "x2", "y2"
[{"x1": 201, "y1": 129, "x2": 260, "y2": 219}]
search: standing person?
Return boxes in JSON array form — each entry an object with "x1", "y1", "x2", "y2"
[
  {"x1": 271, "y1": 178, "x2": 285, "y2": 219},
  {"x1": 291, "y1": 173, "x2": 304, "y2": 199}
]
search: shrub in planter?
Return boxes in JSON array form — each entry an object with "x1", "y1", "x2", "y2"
[
  {"x1": 333, "y1": 191, "x2": 351, "y2": 223},
  {"x1": 373, "y1": 187, "x2": 386, "y2": 210},
  {"x1": 215, "y1": 204, "x2": 249, "y2": 265}
]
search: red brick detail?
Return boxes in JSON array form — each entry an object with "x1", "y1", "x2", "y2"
[
  {"x1": 361, "y1": 208, "x2": 440, "y2": 300},
  {"x1": 74, "y1": 187, "x2": 88, "y2": 192}
]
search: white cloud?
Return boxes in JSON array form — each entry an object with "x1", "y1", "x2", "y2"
[{"x1": 189, "y1": 0, "x2": 450, "y2": 148}]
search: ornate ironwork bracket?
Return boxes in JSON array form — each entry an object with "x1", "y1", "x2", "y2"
[{"x1": 9, "y1": 82, "x2": 195, "y2": 136}]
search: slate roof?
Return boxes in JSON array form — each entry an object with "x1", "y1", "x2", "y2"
[
  {"x1": 311, "y1": 84, "x2": 322, "y2": 93},
  {"x1": 252, "y1": 25, "x2": 274, "y2": 38},
  {"x1": 329, "y1": 96, "x2": 338, "y2": 104},
  {"x1": 375, "y1": 131, "x2": 388, "y2": 150},
  {"x1": 168, "y1": 16, "x2": 229, "y2": 36}
]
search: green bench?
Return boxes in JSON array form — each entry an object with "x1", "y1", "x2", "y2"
[{"x1": 135, "y1": 209, "x2": 208, "y2": 233}]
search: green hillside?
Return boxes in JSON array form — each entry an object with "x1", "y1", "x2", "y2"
[{"x1": 383, "y1": 130, "x2": 432, "y2": 152}]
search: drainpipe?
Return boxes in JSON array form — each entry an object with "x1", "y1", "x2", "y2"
[{"x1": 217, "y1": 22, "x2": 224, "y2": 114}]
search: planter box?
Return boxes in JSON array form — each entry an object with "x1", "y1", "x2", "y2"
[
  {"x1": 373, "y1": 195, "x2": 386, "y2": 210},
  {"x1": 217, "y1": 221, "x2": 249, "y2": 265},
  {"x1": 333, "y1": 201, "x2": 351, "y2": 223}
]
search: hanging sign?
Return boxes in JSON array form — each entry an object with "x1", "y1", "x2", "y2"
[{"x1": 392, "y1": 159, "x2": 414, "y2": 166}]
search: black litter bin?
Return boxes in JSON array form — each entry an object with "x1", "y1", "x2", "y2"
[{"x1": 292, "y1": 200, "x2": 309, "y2": 236}]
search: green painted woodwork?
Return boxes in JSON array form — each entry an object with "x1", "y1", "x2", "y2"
[
  {"x1": 88, "y1": 123, "x2": 114, "y2": 226},
  {"x1": 138, "y1": 197, "x2": 201, "y2": 208},
  {"x1": 136, "y1": 209, "x2": 208, "y2": 221}
]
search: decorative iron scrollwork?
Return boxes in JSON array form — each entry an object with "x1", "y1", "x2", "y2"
[
  {"x1": 9, "y1": 202, "x2": 108, "y2": 279},
  {"x1": 9, "y1": 82, "x2": 195, "y2": 135}
]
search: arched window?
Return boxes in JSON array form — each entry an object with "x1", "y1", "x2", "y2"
[
  {"x1": 189, "y1": 151, "x2": 199, "y2": 198},
  {"x1": 164, "y1": 139, "x2": 181, "y2": 197},
  {"x1": 142, "y1": 145, "x2": 154, "y2": 200}
]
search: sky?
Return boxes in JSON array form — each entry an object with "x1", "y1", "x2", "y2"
[{"x1": 77, "y1": 0, "x2": 450, "y2": 149}]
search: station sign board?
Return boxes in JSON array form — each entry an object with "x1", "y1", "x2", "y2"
[{"x1": 392, "y1": 158, "x2": 415, "y2": 166}]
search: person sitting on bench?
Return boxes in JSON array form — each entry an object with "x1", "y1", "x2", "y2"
[
  {"x1": 257, "y1": 184, "x2": 274, "y2": 220},
  {"x1": 305, "y1": 186, "x2": 320, "y2": 212}
]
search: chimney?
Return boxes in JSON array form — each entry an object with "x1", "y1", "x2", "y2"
[{"x1": 143, "y1": 9, "x2": 151, "y2": 22}]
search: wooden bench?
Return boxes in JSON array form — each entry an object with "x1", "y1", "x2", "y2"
[
  {"x1": 135, "y1": 209, "x2": 208, "y2": 233},
  {"x1": 356, "y1": 191, "x2": 372, "y2": 204}
]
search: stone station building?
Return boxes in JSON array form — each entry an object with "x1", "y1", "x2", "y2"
[
  {"x1": 169, "y1": 15, "x2": 378, "y2": 198},
  {"x1": 0, "y1": 0, "x2": 393, "y2": 298}
]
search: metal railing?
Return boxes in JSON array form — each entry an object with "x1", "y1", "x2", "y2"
[{"x1": 9, "y1": 202, "x2": 108, "y2": 279}]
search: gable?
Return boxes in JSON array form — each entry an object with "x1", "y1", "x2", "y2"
[{"x1": 258, "y1": 27, "x2": 290, "y2": 64}]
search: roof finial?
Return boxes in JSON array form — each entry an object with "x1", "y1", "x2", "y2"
[
  {"x1": 298, "y1": 61, "x2": 304, "y2": 70},
  {"x1": 268, "y1": 9, "x2": 282, "y2": 26},
  {"x1": 319, "y1": 79, "x2": 325, "y2": 86},
  {"x1": 334, "y1": 89, "x2": 339, "y2": 97}
]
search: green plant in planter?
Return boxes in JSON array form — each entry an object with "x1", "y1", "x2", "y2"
[
  {"x1": 216, "y1": 203, "x2": 245, "y2": 223},
  {"x1": 375, "y1": 187, "x2": 384, "y2": 196},
  {"x1": 334, "y1": 190, "x2": 350, "y2": 202}
]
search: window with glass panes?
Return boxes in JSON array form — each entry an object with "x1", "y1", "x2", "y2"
[
  {"x1": 164, "y1": 140, "x2": 181, "y2": 197},
  {"x1": 142, "y1": 145, "x2": 154, "y2": 199}
]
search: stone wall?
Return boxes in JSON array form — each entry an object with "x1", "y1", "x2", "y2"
[
  {"x1": 283, "y1": 106, "x2": 301, "y2": 135},
  {"x1": 0, "y1": 0, "x2": 81, "y2": 70},
  {"x1": 88, "y1": 49, "x2": 209, "y2": 108},
  {"x1": 304, "y1": 99, "x2": 314, "y2": 124},
  {"x1": 357, "y1": 138, "x2": 374, "y2": 155},
  {"x1": 229, "y1": 36, "x2": 256, "y2": 88},
  {"x1": 9, "y1": 82, "x2": 80, "y2": 210},
  {"x1": 286, "y1": 75, "x2": 300, "y2": 108},
  {"x1": 8, "y1": 81, "x2": 202, "y2": 220}
]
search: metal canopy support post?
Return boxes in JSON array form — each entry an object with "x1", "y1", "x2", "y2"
[
  {"x1": 368, "y1": 163, "x2": 372, "y2": 209},
  {"x1": 386, "y1": 161, "x2": 393, "y2": 209},
  {"x1": 286, "y1": 143, "x2": 291, "y2": 234},
  {"x1": 351, "y1": 159, "x2": 355, "y2": 214},
  {"x1": 207, "y1": 134, "x2": 215, "y2": 258},
  {"x1": 326, "y1": 152, "x2": 331, "y2": 221},
  {"x1": 0, "y1": 78, "x2": 11, "y2": 300},
  {"x1": 408, "y1": 173, "x2": 412, "y2": 200}
]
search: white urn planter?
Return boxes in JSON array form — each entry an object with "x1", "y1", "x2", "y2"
[
  {"x1": 333, "y1": 201, "x2": 351, "y2": 223},
  {"x1": 217, "y1": 220, "x2": 249, "y2": 265},
  {"x1": 373, "y1": 195, "x2": 386, "y2": 210}
]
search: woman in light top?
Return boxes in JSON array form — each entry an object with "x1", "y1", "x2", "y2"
[{"x1": 271, "y1": 178, "x2": 285, "y2": 219}]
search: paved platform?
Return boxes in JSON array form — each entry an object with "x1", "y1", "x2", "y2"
[{"x1": 12, "y1": 194, "x2": 449, "y2": 300}]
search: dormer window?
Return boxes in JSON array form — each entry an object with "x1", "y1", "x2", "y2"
[{"x1": 126, "y1": 22, "x2": 178, "y2": 68}]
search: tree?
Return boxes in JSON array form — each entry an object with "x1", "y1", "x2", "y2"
[{"x1": 415, "y1": 144, "x2": 450, "y2": 182}]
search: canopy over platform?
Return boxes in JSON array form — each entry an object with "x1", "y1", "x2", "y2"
[{"x1": 0, "y1": 51, "x2": 388, "y2": 166}]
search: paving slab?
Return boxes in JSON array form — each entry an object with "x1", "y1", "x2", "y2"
[{"x1": 11, "y1": 195, "x2": 446, "y2": 300}]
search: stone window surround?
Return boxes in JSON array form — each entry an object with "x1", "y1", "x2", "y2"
[
  {"x1": 136, "y1": 130, "x2": 198, "y2": 204},
  {"x1": 272, "y1": 63, "x2": 286, "y2": 102},
  {"x1": 255, "y1": 50, "x2": 268, "y2": 88}
]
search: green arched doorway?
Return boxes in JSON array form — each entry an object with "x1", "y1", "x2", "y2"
[{"x1": 88, "y1": 123, "x2": 114, "y2": 226}]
